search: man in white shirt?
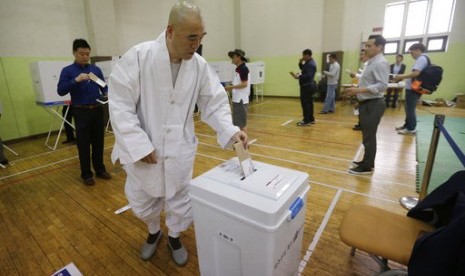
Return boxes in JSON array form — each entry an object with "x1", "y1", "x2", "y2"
[
  {"x1": 225, "y1": 49, "x2": 250, "y2": 132},
  {"x1": 345, "y1": 35, "x2": 389, "y2": 175},
  {"x1": 321, "y1": 53, "x2": 340, "y2": 114}
]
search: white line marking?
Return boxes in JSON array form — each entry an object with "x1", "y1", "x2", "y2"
[
  {"x1": 197, "y1": 141, "x2": 413, "y2": 188},
  {"x1": 194, "y1": 153, "x2": 401, "y2": 204},
  {"x1": 197, "y1": 133, "x2": 353, "y2": 163},
  {"x1": 299, "y1": 189, "x2": 342, "y2": 273},
  {"x1": 0, "y1": 145, "x2": 114, "y2": 181},
  {"x1": 281, "y1": 119, "x2": 293, "y2": 126},
  {"x1": 248, "y1": 139, "x2": 257, "y2": 145}
]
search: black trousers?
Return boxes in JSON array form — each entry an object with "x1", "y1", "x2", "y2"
[
  {"x1": 73, "y1": 106, "x2": 106, "y2": 179},
  {"x1": 62, "y1": 105, "x2": 75, "y2": 141},
  {"x1": 358, "y1": 98, "x2": 386, "y2": 168},
  {"x1": 300, "y1": 84, "x2": 315, "y2": 123}
]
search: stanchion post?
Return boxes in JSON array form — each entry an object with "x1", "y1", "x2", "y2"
[
  {"x1": 399, "y1": 114, "x2": 445, "y2": 209},
  {"x1": 418, "y1": 114, "x2": 445, "y2": 200}
]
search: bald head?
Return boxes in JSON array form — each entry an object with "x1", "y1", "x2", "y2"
[
  {"x1": 166, "y1": 1, "x2": 206, "y2": 62},
  {"x1": 168, "y1": 1, "x2": 202, "y2": 27}
]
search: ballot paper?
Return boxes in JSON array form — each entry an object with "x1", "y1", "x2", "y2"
[
  {"x1": 233, "y1": 142, "x2": 255, "y2": 178},
  {"x1": 289, "y1": 71, "x2": 300, "y2": 78},
  {"x1": 89, "y1": 72, "x2": 107, "y2": 88}
]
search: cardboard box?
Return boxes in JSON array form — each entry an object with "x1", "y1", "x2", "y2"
[{"x1": 456, "y1": 94, "x2": 465, "y2": 108}]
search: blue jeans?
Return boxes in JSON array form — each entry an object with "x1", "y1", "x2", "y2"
[
  {"x1": 323, "y1": 84, "x2": 337, "y2": 112},
  {"x1": 404, "y1": 89, "x2": 421, "y2": 131}
]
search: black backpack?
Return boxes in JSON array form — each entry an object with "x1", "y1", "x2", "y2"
[{"x1": 412, "y1": 56, "x2": 443, "y2": 95}]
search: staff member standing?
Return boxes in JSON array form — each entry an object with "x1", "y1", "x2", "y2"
[
  {"x1": 57, "y1": 39, "x2": 111, "y2": 186},
  {"x1": 292, "y1": 49, "x2": 317, "y2": 126},
  {"x1": 345, "y1": 35, "x2": 389, "y2": 175},
  {"x1": 225, "y1": 49, "x2": 250, "y2": 132},
  {"x1": 321, "y1": 53, "x2": 340, "y2": 114}
]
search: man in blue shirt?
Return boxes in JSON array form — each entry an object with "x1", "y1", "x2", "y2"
[
  {"x1": 57, "y1": 39, "x2": 111, "y2": 186},
  {"x1": 292, "y1": 49, "x2": 317, "y2": 126}
]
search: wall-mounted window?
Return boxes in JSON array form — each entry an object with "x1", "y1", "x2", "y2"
[
  {"x1": 385, "y1": 41, "x2": 400, "y2": 55},
  {"x1": 382, "y1": 0, "x2": 455, "y2": 54}
]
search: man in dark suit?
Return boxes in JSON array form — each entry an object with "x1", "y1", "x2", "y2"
[{"x1": 385, "y1": 54, "x2": 406, "y2": 108}]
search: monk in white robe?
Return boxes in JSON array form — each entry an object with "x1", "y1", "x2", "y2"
[{"x1": 108, "y1": 1, "x2": 247, "y2": 266}]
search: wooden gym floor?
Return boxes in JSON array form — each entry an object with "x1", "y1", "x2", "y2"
[{"x1": 1, "y1": 97, "x2": 464, "y2": 275}]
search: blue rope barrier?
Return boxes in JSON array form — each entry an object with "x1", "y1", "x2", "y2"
[{"x1": 437, "y1": 121, "x2": 465, "y2": 167}]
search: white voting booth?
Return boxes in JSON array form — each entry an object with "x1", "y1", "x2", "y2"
[
  {"x1": 30, "y1": 61, "x2": 71, "y2": 105},
  {"x1": 30, "y1": 61, "x2": 73, "y2": 150},
  {"x1": 208, "y1": 61, "x2": 236, "y2": 84},
  {"x1": 248, "y1": 61, "x2": 265, "y2": 101},
  {"x1": 95, "y1": 60, "x2": 118, "y2": 133},
  {"x1": 209, "y1": 61, "x2": 265, "y2": 102},
  {"x1": 95, "y1": 60, "x2": 118, "y2": 83},
  {"x1": 190, "y1": 158, "x2": 309, "y2": 276}
]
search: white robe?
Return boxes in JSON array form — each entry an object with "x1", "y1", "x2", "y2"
[{"x1": 109, "y1": 32, "x2": 239, "y2": 198}]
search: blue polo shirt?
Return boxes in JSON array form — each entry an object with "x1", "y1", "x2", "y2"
[{"x1": 57, "y1": 62, "x2": 108, "y2": 105}]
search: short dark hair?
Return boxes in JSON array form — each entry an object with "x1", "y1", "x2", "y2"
[
  {"x1": 329, "y1": 53, "x2": 337, "y2": 60},
  {"x1": 302, "y1": 49, "x2": 312, "y2": 56},
  {"x1": 368, "y1": 34, "x2": 386, "y2": 48},
  {"x1": 409, "y1": 43, "x2": 426, "y2": 52},
  {"x1": 73, "y1": 39, "x2": 91, "y2": 52},
  {"x1": 396, "y1": 54, "x2": 404, "y2": 59}
]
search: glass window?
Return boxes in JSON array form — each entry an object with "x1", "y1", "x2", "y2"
[
  {"x1": 427, "y1": 36, "x2": 447, "y2": 51},
  {"x1": 383, "y1": 0, "x2": 455, "y2": 53},
  {"x1": 428, "y1": 0, "x2": 454, "y2": 33},
  {"x1": 403, "y1": 39, "x2": 423, "y2": 53},
  {"x1": 383, "y1": 4, "x2": 405, "y2": 38},
  {"x1": 405, "y1": 1, "x2": 428, "y2": 36},
  {"x1": 385, "y1": 41, "x2": 399, "y2": 55}
]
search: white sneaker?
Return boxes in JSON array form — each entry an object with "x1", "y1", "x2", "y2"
[
  {"x1": 395, "y1": 125, "x2": 406, "y2": 131},
  {"x1": 397, "y1": 128, "x2": 416, "y2": 135}
]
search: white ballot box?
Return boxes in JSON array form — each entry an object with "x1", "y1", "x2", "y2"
[{"x1": 190, "y1": 158, "x2": 310, "y2": 276}]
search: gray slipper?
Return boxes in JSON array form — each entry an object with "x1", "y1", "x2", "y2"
[
  {"x1": 168, "y1": 240, "x2": 188, "y2": 266},
  {"x1": 141, "y1": 232, "x2": 162, "y2": 261}
]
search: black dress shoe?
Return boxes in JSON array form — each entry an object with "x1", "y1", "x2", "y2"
[
  {"x1": 83, "y1": 178, "x2": 95, "y2": 186},
  {"x1": 62, "y1": 139, "x2": 76, "y2": 144},
  {"x1": 0, "y1": 159, "x2": 9, "y2": 165},
  {"x1": 96, "y1": 172, "x2": 112, "y2": 180}
]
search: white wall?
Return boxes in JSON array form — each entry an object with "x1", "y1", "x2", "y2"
[
  {"x1": 240, "y1": 0, "x2": 325, "y2": 57},
  {"x1": 113, "y1": 0, "x2": 235, "y2": 59},
  {"x1": 0, "y1": 0, "x2": 88, "y2": 56},
  {"x1": 113, "y1": 0, "x2": 175, "y2": 55}
]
